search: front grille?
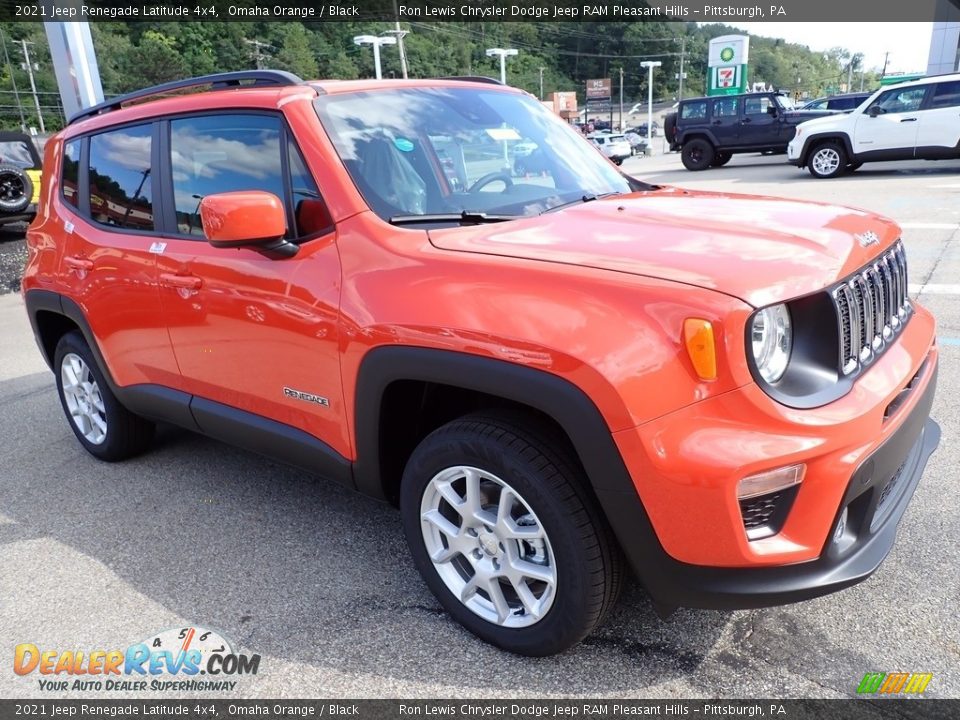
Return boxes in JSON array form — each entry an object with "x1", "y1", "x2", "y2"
[{"x1": 832, "y1": 241, "x2": 910, "y2": 375}]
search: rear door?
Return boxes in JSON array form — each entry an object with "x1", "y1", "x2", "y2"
[
  {"x1": 58, "y1": 124, "x2": 180, "y2": 387},
  {"x1": 853, "y1": 86, "x2": 927, "y2": 158},
  {"x1": 915, "y1": 80, "x2": 960, "y2": 156},
  {"x1": 710, "y1": 97, "x2": 739, "y2": 145}
]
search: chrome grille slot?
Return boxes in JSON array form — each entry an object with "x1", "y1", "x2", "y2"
[{"x1": 831, "y1": 241, "x2": 911, "y2": 376}]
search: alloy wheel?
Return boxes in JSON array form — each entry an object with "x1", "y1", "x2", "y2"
[
  {"x1": 420, "y1": 465, "x2": 557, "y2": 628},
  {"x1": 60, "y1": 352, "x2": 107, "y2": 445},
  {"x1": 812, "y1": 147, "x2": 841, "y2": 176}
]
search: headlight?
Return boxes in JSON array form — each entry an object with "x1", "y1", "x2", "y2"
[{"x1": 751, "y1": 304, "x2": 792, "y2": 383}]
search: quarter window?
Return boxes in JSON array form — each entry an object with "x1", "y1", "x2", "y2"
[
  {"x1": 62, "y1": 140, "x2": 80, "y2": 209},
  {"x1": 169, "y1": 114, "x2": 285, "y2": 237},
  {"x1": 929, "y1": 81, "x2": 960, "y2": 109},
  {"x1": 88, "y1": 124, "x2": 154, "y2": 231},
  {"x1": 681, "y1": 101, "x2": 707, "y2": 120},
  {"x1": 287, "y1": 140, "x2": 330, "y2": 237}
]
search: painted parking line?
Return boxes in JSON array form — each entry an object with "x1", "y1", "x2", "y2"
[
  {"x1": 909, "y1": 284, "x2": 960, "y2": 295},
  {"x1": 900, "y1": 222, "x2": 960, "y2": 230},
  {"x1": 939, "y1": 338, "x2": 960, "y2": 347}
]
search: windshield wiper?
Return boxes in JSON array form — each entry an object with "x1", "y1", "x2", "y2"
[
  {"x1": 542, "y1": 191, "x2": 622, "y2": 214},
  {"x1": 389, "y1": 211, "x2": 520, "y2": 226}
]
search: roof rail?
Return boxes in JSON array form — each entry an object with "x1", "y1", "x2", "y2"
[
  {"x1": 68, "y1": 70, "x2": 304, "y2": 125},
  {"x1": 437, "y1": 76, "x2": 504, "y2": 85}
]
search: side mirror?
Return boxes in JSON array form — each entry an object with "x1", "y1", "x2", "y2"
[
  {"x1": 867, "y1": 105, "x2": 882, "y2": 117},
  {"x1": 200, "y1": 191, "x2": 297, "y2": 257},
  {"x1": 767, "y1": 105, "x2": 778, "y2": 115}
]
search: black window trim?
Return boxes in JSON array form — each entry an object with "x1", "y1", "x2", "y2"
[
  {"x1": 59, "y1": 108, "x2": 334, "y2": 245},
  {"x1": 59, "y1": 136, "x2": 83, "y2": 213}
]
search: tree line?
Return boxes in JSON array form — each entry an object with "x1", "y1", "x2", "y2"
[{"x1": 0, "y1": 20, "x2": 879, "y2": 132}]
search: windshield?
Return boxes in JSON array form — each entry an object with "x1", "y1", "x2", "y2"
[
  {"x1": 776, "y1": 95, "x2": 797, "y2": 110},
  {"x1": 314, "y1": 87, "x2": 634, "y2": 221}
]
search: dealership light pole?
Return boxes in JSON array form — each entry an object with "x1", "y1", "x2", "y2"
[
  {"x1": 486, "y1": 48, "x2": 518, "y2": 85},
  {"x1": 19, "y1": 40, "x2": 45, "y2": 133},
  {"x1": 640, "y1": 61, "x2": 661, "y2": 150},
  {"x1": 354, "y1": 35, "x2": 397, "y2": 80}
]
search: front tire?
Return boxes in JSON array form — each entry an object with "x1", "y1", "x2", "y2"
[
  {"x1": 711, "y1": 151, "x2": 733, "y2": 167},
  {"x1": 54, "y1": 331, "x2": 154, "y2": 461},
  {"x1": 681, "y1": 139, "x2": 715, "y2": 170},
  {"x1": 807, "y1": 141, "x2": 848, "y2": 178},
  {"x1": 400, "y1": 413, "x2": 623, "y2": 656}
]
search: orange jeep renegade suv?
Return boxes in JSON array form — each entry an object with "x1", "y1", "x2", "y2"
[{"x1": 23, "y1": 71, "x2": 940, "y2": 656}]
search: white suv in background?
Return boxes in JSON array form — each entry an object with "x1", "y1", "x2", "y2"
[
  {"x1": 788, "y1": 73, "x2": 960, "y2": 178},
  {"x1": 588, "y1": 132, "x2": 632, "y2": 165}
]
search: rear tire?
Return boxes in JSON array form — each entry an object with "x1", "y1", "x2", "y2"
[
  {"x1": 54, "y1": 331, "x2": 154, "y2": 461},
  {"x1": 400, "y1": 413, "x2": 623, "y2": 656},
  {"x1": 807, "y1": 141, "x2": 848, "y2": 178},
  {"x1": 681, "y1": 139, "x2": 715, "y2": 171}
]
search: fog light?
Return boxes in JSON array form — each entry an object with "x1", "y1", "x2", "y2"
[
  {"x1": 737, "y1": 463, "x2": 805, "y2": 500},
  {"x1": 833, "y1": 507, "x2": 848, "y2": 544}
]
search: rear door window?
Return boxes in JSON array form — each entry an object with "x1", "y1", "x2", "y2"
[
  {"x1": 88, "y1": 124, "x2": 154, "y2": 231},
  {"x1": 62, "y1": 140, "x2": 80, "y2": 209},
  {"x1": 929, "y1": 81, "x2": 960, "y2": 109}
]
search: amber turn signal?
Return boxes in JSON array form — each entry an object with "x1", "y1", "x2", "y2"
[{"x1": 683, "y1": 318, "x2": 717, "y2": 382}]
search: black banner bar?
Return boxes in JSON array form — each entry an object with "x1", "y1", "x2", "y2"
[
  {"x1": 1, "y1": 700, "x2": 958, "y2": 720},
  {"x1": 2, "y1": 0, "x2": 959, "y2": 23}
]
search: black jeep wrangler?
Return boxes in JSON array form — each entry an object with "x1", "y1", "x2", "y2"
[{"x1": 664, "y1": 92, "x2": 836, "y2": 171}]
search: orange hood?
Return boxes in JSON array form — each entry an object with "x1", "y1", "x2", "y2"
[{"x1": 428, "y1": 188, "x2": 902, "y2": 308}]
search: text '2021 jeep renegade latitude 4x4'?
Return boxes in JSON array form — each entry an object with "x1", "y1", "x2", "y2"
[{"x1": 24, "y1": 72, "x2": 940, "y2": 656}]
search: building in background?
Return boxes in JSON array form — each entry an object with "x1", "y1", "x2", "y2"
[{"x1": 927, "y1": 0, "x2": 960, "y2": 75}]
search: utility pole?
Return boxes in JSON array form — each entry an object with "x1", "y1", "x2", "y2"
[
  {"x1": 387, "y1": 5, "x2": 409, "y2": 79},
  {"x1": 19, "y1": 40, "x2": 44, "y2": 134},
  {"x1": 538, "y1": 66, "x2": 545, "y2": 100},
  {"x1": 847, "y1": 57, "x2": 854, "y2": 92},
  {"x1": 244, "y1": 39, "x2": 271, "y2": 70},
  {"x1": 618, "y1": 67, "x2": 624, "y2": 131},
  {"x1": 0, "y1": 28, "x2": 26, "y2": 131},
  {"x1": 640, "y1": 61, "x2": 662, "y2": 153},
  {"x1": 677, "y1": 37, "x2": 686, "y2": 101},
  {"x1": 881, "y1": 51, "x2": 890, "y2": 79}
]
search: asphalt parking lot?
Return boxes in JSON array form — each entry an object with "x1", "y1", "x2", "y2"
[{"x1": 1, "y1": 152, "x2": 958, "y2": 699}]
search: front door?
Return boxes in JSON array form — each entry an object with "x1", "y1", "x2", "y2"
[
  {"x1": 154, "y1": 112, "x2": 348, "y2": 457},
  {"x1": 740, "y1": 96, "x2": 781, "y2": 146}
]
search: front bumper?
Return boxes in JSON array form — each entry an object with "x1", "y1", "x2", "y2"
[
  {"x1": 786, "y1": 139, "x2": 802, "y2": 165},
  {"x1": 631, "y1": 369, "x2": 937, "y2": 612},
  {"x1": 596, "y1": 307, "x2": 939, "y2": 611}
]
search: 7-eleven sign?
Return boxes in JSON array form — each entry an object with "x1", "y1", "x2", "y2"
[
  {"x1": 710, "y1": 65, "x2": 745, "y2": 95},
  {"x1": 717, "y1": 67, "x2": 737, "y2": 88}
]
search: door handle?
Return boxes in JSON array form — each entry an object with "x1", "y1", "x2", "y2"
[
  {"x1": 64, "y1": 256, "x2": 93, "y2": 271},
  {"x1": 159, "y1": 273, "x2": 202, "y2": 290},
  {"x1": 741, "y1": 117, "x2": 752, "y2": 123},
  {"x1": 900, "y1": 118, "x2": 918, "y2": 123},
  {"x1": 712, "y1": 120, "x2": 722, "y2": 125}
]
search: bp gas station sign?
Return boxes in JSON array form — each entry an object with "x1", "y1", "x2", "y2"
[{"x1": 708, "y1": 35, "x2": 750, "y2": 96}]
